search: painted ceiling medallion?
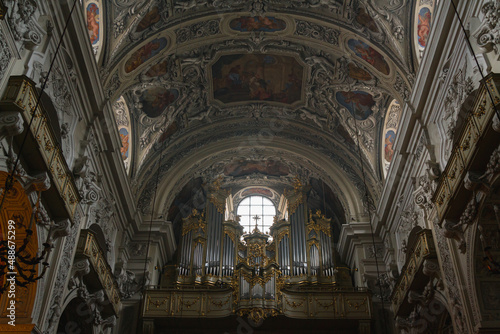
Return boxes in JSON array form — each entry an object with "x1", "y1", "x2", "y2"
[
  {"x1": 211, "y1": 54, "x2": 304, "y2": 105},
  {"x1": 347, "y1": 39, "x2": 390, "y2": 75}
]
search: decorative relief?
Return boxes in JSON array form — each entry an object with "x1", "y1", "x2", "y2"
[
  {"x1": 0, "y1": 30, "x2": 12, "y2": 81},
  {"x1": 175, "y1": 19, "x2": 220, "y2": 44},
  {"x1": 43, "y1": 223, "x2": 79, "y2": 332},
  {"x1": 295, "y1": 20, "x2": 340, "y2": 46},
  {"x1": 473, "y1": 1, "x2": 500, "y2": 59},
  {"x1": 3, "y1": 0, "x2": 45, "y2": 48},
  {"x1": 442, "y1": 67, "x2": 474, "y2": 160}
]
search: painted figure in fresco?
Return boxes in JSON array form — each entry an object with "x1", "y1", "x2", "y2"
[
  {"x1": 342, "y1": 91, "x2": 374, "y2": 111},
  {"x1": 136, "y1": 6, "x2": 160, "y2": 32},
  {"x1": 125, "y1": 38, "x2": 166, "y2": 73},
  {"x1": 152, "y1": 90, "x2": 177, "y2": 114},
  {"x1": 348, "y1": 63, "x2": 372, "y2": 81},
  {"x1": 348, "y1": 39, "x2": 390, "y2": 75},
  {"x1": 418, "y1": 8, "x2": 431, "y2": 47},
  {"x1": 230, "y1": 16, "x2": 285, "y2": 32},
  {"x1": 336, "y1": 91, "x2": 375, "y2": 120},
  {"x1": 249, "y1": 67, "x2": 271, "y2": 100},
  {"x1": 224, "y1": 160, "x2": 289, "y2": 177},
  {"x1": 227, "y1": 65, "x2": 243, "y2": 88},
  {"x1": 384, "y1": 130, "x2": 396, "y2": 162},
  {"x1": 119, "y1": 130, "x2": 129, "y2": 160},
  {"x1": 87, "y1": 3, "x2": 99, "y2": 45},
  {"x1": 213, "y1": 54, "x2": 303, "y2": 104}
]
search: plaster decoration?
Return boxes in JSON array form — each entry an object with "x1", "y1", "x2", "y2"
[
  {"x1": 0, "y1": 111, "x2": 24, "y2": 141},
  {"x1": 3, "y1": 0, "x2": 44, "y2": 48},
  {"x1": 413, "y1": 174, "x2": 434, "y2": 219},
  {"x1": 43, "y1": 223, "x2": 80, "y2": 332},
  {"x1": 385, "y1": 100, "x2": 401, "y2": 129},
  {"x1": 442, "y1": 68, "x2": 474, "y2": 161},
  {"x1": 77, "y1": 287, "x2": 107, "y2": 325},
  {"x1": 68, "y1": 258, "x2": 91, "y2": 289},
  {"x1": 115, "y1": 265, "x2": 140, "y2": 299},
  {"x1": 361, "y1": 0, "x2": 405, "y2": 42},
  {"x1": 44, "y1": 295, "x2": 62, "y2": 334},
  {"x1": 112, "y1": 0, "x2": 153, "y2": 38},
  {"x1": 295, "y1": 20, "x2": 340, "y2": 46},
  {"x1": 175, "y1": 19, "x2": 221, "y2": 44},
  {"x1": 365, "y1": 244, "x2": 383, "y2": 258},
  {"x1": 113, "y1": 96, "x2": 130, "y2": 127},
  {"x1": 473, "y1": 1, "x2": 500, "y2": 59},
  {"x1": 129, "y1": 242, "x2": 148, "y2": 257},
  {"x1": 174, "y1": 0, "x2": 210, "y2": 13},
  {"x1": 485, "y1": 144, "x2": 500, "y2": 180},
  {"x1": 351, "y1": 3, "x2": 385, "y2": 44},
  {"x1": 365, "y1": 273, "x2": 392, "y2": 302},
  {"x1": 129, "y1": 3, "x2": 171, "y2": 42},
  {"x1": 46, "y1": 218, "x2": 71, "y2": 245},
  {"x1": 78, "y1": 171, "x2": 102, "y2": 205},
  {"x1": 0, "y1": 30, "x2": 12, "y2": 82},
  {"x1": 105, "y1": 72, "x2": 122, "y2": 100},
  {"x1": 284, "y1": 0, "x2": 341, "y2": 14},
  {"x1": 434, "y1": 219, "x2": 467, "y2": 332},
  {"x1": 44, "y1": 66, "x2": 73, "y2": 116},
  {"x1": 393, "y1": 73, "x2": 410, "y2": 101}
]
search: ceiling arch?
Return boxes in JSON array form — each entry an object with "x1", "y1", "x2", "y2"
[{"x1": 102, "y1": 0, "x2": 416, "y2": 225}]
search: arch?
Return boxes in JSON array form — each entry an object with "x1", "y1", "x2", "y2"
[
  {"x1": 237, "y1": 195, "x2": 276, "y2": 234},
  {"x1": 57, "y1": 297, "x2": 95, "y2": 334},
  {"x1": 468, "y1": 173, "x2": 500, "y2": 330},
  {"x1": 140, "y1": 135, "x2": 368, "y2": 223}
]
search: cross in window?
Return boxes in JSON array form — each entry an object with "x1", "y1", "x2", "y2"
[{"x1": 252, "y1": 215, "x2": 261, "y2": 232}]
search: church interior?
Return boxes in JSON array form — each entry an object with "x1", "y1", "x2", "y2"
[{"x1": 0, "y1": 0, "x2": 499, "y2": 333}]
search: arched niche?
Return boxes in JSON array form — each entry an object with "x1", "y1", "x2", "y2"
[
  {"x1": 57, "y1": 297, "x2": 95, "y2": 334},
  {"x1": 469, "y1": 175, "x2": 500, "y2": 329}
]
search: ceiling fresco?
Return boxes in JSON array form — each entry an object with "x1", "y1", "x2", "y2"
[
  {"x1": 211, "y1": 53, "x2": 304, "y2": 105},
  {"x1": 101, "y1": 0, "x2": 417, "y2": 222}
]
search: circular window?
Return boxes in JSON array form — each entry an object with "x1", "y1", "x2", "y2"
[{"x1": 237, "y1": 196, "x2": 276, "y2": 234}]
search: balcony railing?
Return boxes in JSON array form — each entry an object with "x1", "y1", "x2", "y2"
[
  {"x1": 391, "y1": 230, "x2": 436, "y2": 316},
  {"x1": 0, "y1": 76, "x2": 80, "y2": 220},
  {"x1": 432, "y1": 74, "x2": 500, "y2": 220},
  {"x1": 76, "y1": 230, "x2": 121, "y2": 315}
]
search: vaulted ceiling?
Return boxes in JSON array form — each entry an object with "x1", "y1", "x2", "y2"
[{"x1": 88, "y1": 0, "x2": 423, "y2": 226}]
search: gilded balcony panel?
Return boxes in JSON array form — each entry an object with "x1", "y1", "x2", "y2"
[
  {"x1": 281, "y1": 289, "x2": 372, "y2": 320},
  {"x1": 143, "y1": 289, "x2": 233, "y2": 318},
  {"x1": 433, "y1": 74, "x2": 500, "y2": 220},
  {"x1": 0, "y1": 76, "x2": 81, "y2": 220},
  {"x1": 391, "y1": 230, "x2": 436, "y2": 316},
  {"x1": 76, "y1": 230, "x2": 121, "y2": 315}
]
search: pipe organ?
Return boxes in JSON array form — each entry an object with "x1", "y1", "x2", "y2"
[{"x1": 147, "y1": 180, "x2": 372, "y2": 326}]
